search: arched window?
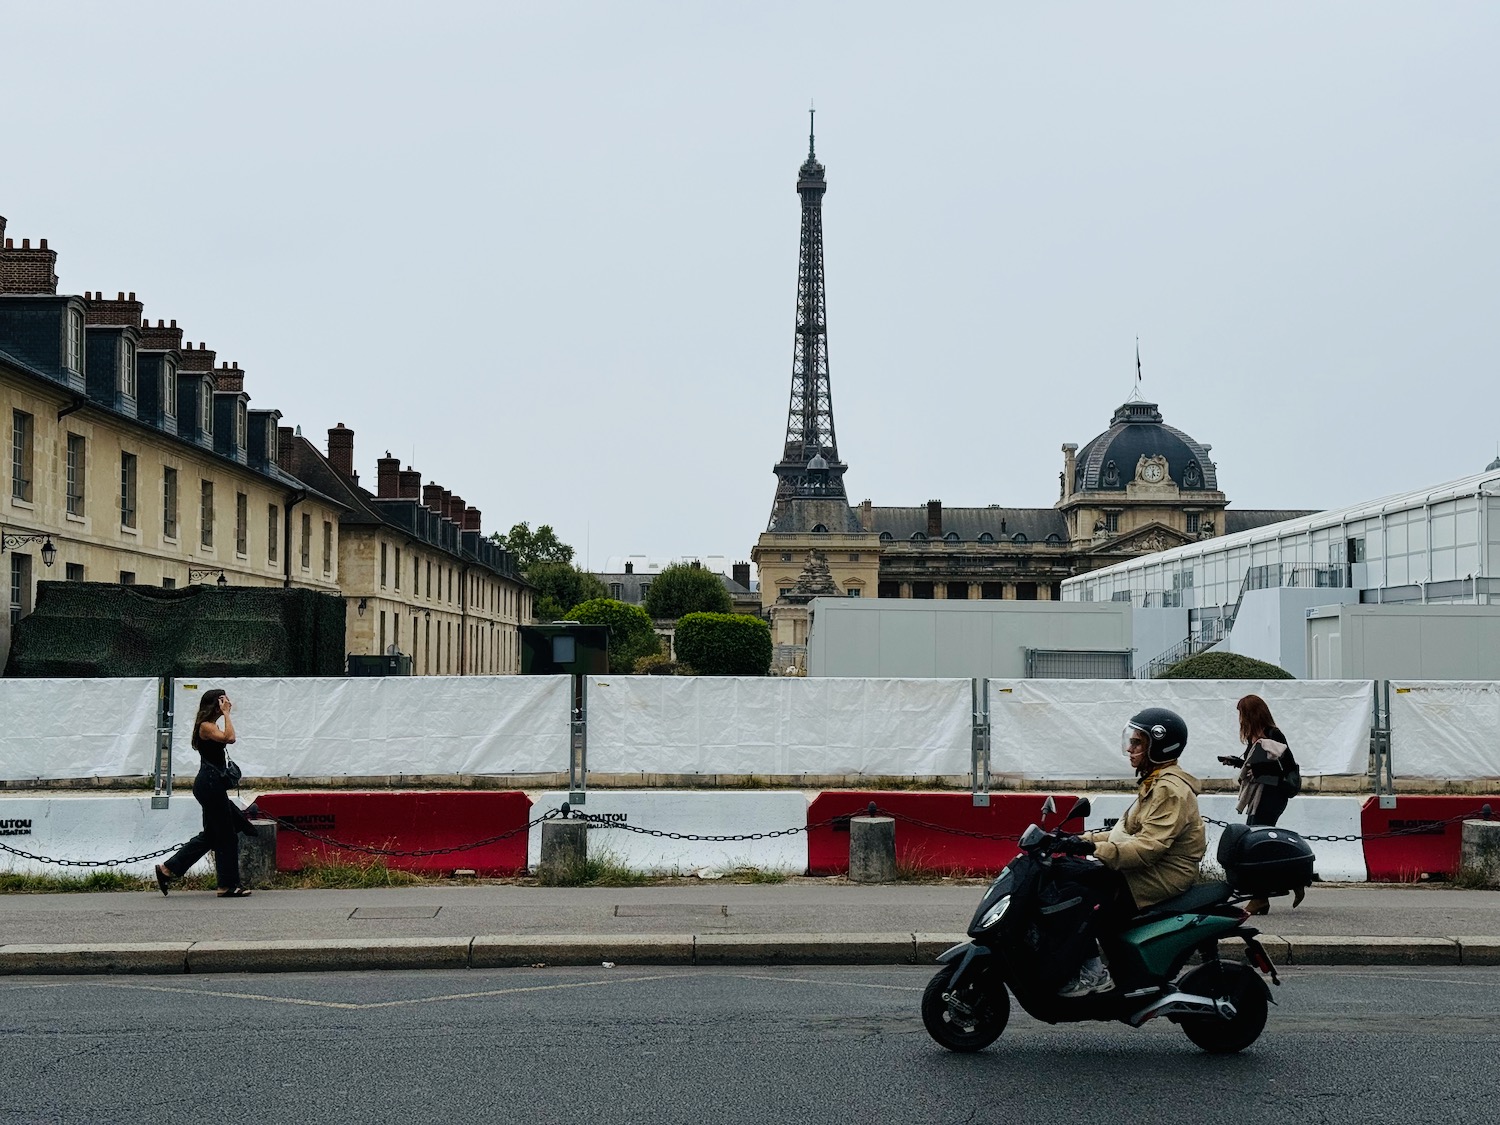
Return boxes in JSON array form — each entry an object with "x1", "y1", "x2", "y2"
[
  {"x1": 811, "y1": 523, "x2": 828, "y2": 533},
  {"x1": 978, "y1": 532, "x2": 995, "y2": 544},
  {"x1": 1045, "y1": 532, "x2": 1062, "y2": 544},
  {"x1": 910, "y1": 532, "x2": 928, "y2": 542},
  {"x1": 943, "y1": 531, "x2": 960, "y2": 543},
  {"x1": 879, "y1": 531, "x2": 893, "y2": 542},
  {"x1": 1011, "y1": 532, "x2": 1028, "y2": 544}
]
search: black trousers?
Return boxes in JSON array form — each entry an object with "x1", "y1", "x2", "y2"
[
  {"x1": 162, "y1": 768, "x2": 242, "y2": 889},
  {"x1": 1248, "y1": 787, "x2": 1289, "y2": 827}
]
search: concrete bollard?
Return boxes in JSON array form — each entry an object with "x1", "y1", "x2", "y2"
[
  {"x1": 849, "y1": 816, "x2": 897, "y2": 884},
  {"x1": 539, "y1": 819, "x2": 589, "y2": 880},
  {"x1": 1460, "y1": 819, "x2": 1500, "y2": 887},
  {"x1": 238, "y1": 819, "x2": 278, "y2": 889}
]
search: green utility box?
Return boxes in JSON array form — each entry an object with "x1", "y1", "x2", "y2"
[
  {"x1": 520, "y1": 624, "x2": 609, "y2": 676},
  {"x1": 347, "y1": 653, "x2": 413, "y2": 676}
]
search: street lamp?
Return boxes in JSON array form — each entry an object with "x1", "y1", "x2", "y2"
[
  {"x1": 1, "y1": 527, "x2": 57, "y2": 567},
  {"x1": 356, "y1": 597, "x2": 368, "y2": 617},
  {"x1": 188, "y1": 566, "x2": 228, "y2": 587}
]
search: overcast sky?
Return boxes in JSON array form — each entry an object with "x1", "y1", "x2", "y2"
[{"x1": 3, "y1": 3, "x2": 1497, "y2": 573}]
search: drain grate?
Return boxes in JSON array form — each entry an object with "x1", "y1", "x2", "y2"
[
  {"x1": 348, "y1": 906, "x2": 442, "y2": 920},
  {"x1": 613, "y1": 904, "x2": 728, "y2": 919}
]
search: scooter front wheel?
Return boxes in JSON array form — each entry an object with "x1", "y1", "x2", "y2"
[{"x1": 921, "y1": 966, "x2": 1010, "y2": 1052}]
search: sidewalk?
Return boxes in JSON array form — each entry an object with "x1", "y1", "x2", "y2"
[{"x1": 2, "y1": 881, "x2": 1498, "y2": 974}]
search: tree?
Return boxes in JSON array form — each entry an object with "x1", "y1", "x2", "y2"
[
  {"x1": 566, "y1": 598, "x2": 662, "y2": 673},
  {"x1": 674, "y1": 612, "x2": 772, "y2": 676},
  {"x1": 643, "y1": 562, "x2": 732, "y2": 620},
  {"x1": 491, "y1": 522, "x2": 574, "y2": 572},
  {"x1": 1161, "y1": 651, "x2": 1294, "y2": 680},
  {"x1": 529, "y1": 561, "x2": 607, "y2": 622}
]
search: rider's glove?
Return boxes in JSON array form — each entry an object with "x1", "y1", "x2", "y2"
[{"x1": 1053, "y1": 836, "x2": 1096, "y2": 856}]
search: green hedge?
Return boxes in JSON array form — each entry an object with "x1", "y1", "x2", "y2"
[
  {"x1": 674, "y1": 613, "x2": 772, "y2": 676},
  {"x1": 1161, "y1": 651, "x2": 1294, "y2": 680}
]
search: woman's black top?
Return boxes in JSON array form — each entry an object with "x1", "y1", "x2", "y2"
[{"x1": 193, "y1": 727, "x2": 227, "y2": 769}]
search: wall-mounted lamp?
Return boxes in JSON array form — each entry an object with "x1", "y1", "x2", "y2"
[
  {"x1": 424, "y1": 608, "x2": 431, "y2": 620},
  {"x1": 188, "y1": 566, "x2": 228, "y2": 587},
  {"x1": 1, "y1": 528, "x2": 58, "y2": 567},
  {"x1": 356, "y1": 597, "x2": 368, "y2": 617}
]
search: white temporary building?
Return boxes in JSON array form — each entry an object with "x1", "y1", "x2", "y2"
[{"x1": 1062, "y1": 466, "x2": 1500, "y2": 672}]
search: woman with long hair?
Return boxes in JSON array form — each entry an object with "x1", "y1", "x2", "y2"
[
  {"x1": 154, "y1": 688, "x2": 257, "y2": 898},
  {"x1": 1218, "y1": 693, "x2": 1298, "y2": 914}
]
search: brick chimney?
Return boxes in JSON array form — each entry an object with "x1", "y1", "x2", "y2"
[
  {"x1": 277, "y1": 426, "x2": 297, "y2": 473},
  {"x1": 83, "y1": 291, "x2": 144, "y2": 327},
  {"x1": 179, "y1": 342, "x2": 216, "y2": 372},
  {"x1": 376, "y1": 453, "x2": 400, "y2": 498},
  {"x1": 422, "y1": 483, "x2": 445, "y2": 513},
  {"x1": 214, "y1": 361, "x2": 244, "y2": 395},
  {"x1": 138, "y1": 319, "x2": 183, "y2": 352},
  {"x1": 445, "y1": 495, "x2": 466, "y2": 524},
  {"x1": 732, "y1": 562, "x2": 751, "y2": 589},
  {"x1": 859, "y1": 499, "x2": 874, "y2": 531},
  {"x1": 463, "y1": 507, "x2": 481, "y2": 532},
  {"x1": 927, "y1": 500, "x2": 943, "y2": 538},
  {"x1": 397, "y1": 467, "x2": 422, "y2": 500},
  {"x1": 0, "y1": 233, "x2": 59, "y2": 294},
  {"x1": 625, "y1": 561, "x2": 634, "y2": 574},
  {"x1": 326, "y1": 423, "x2": 355, "y2": 479}
]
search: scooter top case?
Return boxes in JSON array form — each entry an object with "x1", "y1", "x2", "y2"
[{"x1": 1218, "y1": 823, "x2": 1315, "y2": 897}]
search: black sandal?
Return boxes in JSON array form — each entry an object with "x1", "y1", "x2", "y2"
[
  {"x1": 155, "y1": 865, "x2": 173, "y2": 897},
  {"x1": 216, "y1": 887, "x2": 252, "y2": 898}
]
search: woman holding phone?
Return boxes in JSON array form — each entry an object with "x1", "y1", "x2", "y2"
[{"x1": 155, "y1": 688, "x2": 257, "y2": 898}]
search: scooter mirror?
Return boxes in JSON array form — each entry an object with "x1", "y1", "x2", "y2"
[
  {"x1": 1040, "y1": 796, "x2": 1057, "y2": 816},
  {"x1": 1069, "y1": 797, "x2": 1092, "y2": 821}
]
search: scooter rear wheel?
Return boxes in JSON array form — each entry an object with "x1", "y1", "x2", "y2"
[
  {"x1": 921, "y1": 966, "x2": 1010, "y2": 1052},
  {"x1": 1176, "y1": 961, "x2": 1269, "y2": 1054}
]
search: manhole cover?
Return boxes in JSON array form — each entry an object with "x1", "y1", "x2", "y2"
[
  {"x1": 614, "y1": 904, "x2": 728, "y2": 919},
  {"x1": 348, "y1": 906, "x2": 442, "y2": 920}
]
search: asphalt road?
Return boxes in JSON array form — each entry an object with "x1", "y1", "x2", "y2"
[{"x1": 1, "y1": 966, "x2": 1497, "y2": 1124}]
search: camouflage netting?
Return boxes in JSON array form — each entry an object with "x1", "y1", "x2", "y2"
[{"x1": 4, "y1": 582, "x2": 346, "y2": 678}]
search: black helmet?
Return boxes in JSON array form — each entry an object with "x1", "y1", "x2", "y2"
[{"x1": 1124, "y1": 707, "x2": 1188, "y2": 765}]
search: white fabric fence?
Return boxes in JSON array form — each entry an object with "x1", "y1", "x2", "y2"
[
  {"x1": 0, "y1": 678, "x2": 160, "y2": 780},
  {"x1": 987, "y1": 679, "x2": 1375, "y2": 781},
  {"x1": 169, "y1": 676, "x2": 573, "y2": 777},
  {"x1": 585, "y1": 676, "x2": 974, "y2": 776},
  {"x1": 1389, "y1": 681, "x2": 1500, "y2": 779}
]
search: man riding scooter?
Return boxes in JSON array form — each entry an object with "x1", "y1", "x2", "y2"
[{"x1": 1052, "y1": 707, "x2": 1206, "y2": 997}]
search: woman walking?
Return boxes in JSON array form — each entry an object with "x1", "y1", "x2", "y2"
[
  {"x1": 1218, "y1": 693, "x2": 1299, "y2": 914},
  {"x1": 155, "y1": 688, "x2": 257, "y2": 898}
]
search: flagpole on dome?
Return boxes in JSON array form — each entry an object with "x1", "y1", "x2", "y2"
[{"x1": 1129, "y1": 337, "x2": 1145, "y2": 402}]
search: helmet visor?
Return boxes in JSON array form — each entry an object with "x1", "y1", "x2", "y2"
[{"x1": 1122, "y1": 723, "x2": 1148, "y2": 759}]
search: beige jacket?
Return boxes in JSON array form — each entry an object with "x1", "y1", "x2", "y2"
[{"x1": 1083, "y1": 762, "x2": 1206, "y2": 908}]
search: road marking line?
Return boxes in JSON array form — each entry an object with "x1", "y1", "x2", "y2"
[
  {"x1": 735, "y1": 974, "x2": 923, "y2": 993},
  {"x1": 98, "y1": 973, "x2": 704, "y2": 1012}
]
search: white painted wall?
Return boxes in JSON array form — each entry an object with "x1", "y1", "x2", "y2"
[
  {"x1": 1131, "y1": 606, "x2": 1190, "y2": 671},
  {"x1": 1228, "y1": 587, "x2": 1357, "y2": 676},
  {"x1": 1304, "y1": 604, "x2": 1500, "y2": 680},
  {"x1": 805, "y1": 598, "x2": 1132, "y2": 678}
]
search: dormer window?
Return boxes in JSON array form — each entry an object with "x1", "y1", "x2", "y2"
[
  {"x1": 879, "y1": 532, "x2": 893, "y2": 542},
  {"x1": 978, "y1": 532, "x2": 995, "y2": 544},
  {"x1": 812, "y1": 523, "x2": 829, "y2": 533},
  {"x1": 267, "y1": 425, "x2": 277, "y2": 463},
  {"x1": 236, "y1": 402, "x2": 247, "y2": 450},
  {"x1": 943, "y1": 531, "x2": 960, "y2": 543},
  {"x1": 66, "y1": 309, "x2": 85, "y2": 373},
  {"x1": 910, "y1": 532, "x2": 927, "y2": 542},
  {"x1": 162, "y1": 362, "x2": 177, "y2": 418},
  {"x1": 119, "y1": 339, "x2": 137, "y2": 398},
  {"x1": 200, "y1": 384, "x2": 212, "y2": 433},
  {"x1": 1012, "y1": 532, "x2": 1028, "y2": 544},
  {"x1": 1102, "y1": 460, "x2": 1120, "y2": 487}
]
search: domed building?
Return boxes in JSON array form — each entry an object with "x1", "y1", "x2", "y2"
[{"x1": 1058, "y1": 398, "x2": 1227, "y2": 552}]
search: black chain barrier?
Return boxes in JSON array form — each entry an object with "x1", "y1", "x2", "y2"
[{"x1": 1, "y1": 801, "x2": 1492, "y2": 869}]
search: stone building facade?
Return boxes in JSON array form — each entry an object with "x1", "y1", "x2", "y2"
[
  {"x1": 1, "y1": 218, "x2": 343, "y2": 667},
  {"x1": 278, "y1": 424, "x2": 531, "y2": 675}
]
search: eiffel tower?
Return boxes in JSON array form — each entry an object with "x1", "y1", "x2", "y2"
[{"x1": 767, "y1": 111, "x2": 858, "y2": 533}]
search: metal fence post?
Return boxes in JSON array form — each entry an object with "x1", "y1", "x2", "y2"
[
  {"x1": 150, "y1": 676, "x2": 173, "y2": 810},
  {"x1": 972, "y1": 678, "x2": 990, "y2": 807},
  {"x1": 1375, "y1": 679, "x2": 1396, "y2": 809},
  {"x1": 568, "y1": 673, "x2": 588, "y2": 806}
]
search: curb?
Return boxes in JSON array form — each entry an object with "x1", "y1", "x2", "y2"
[{"x1": 2, "y1": 935, "x2": 1497, "y2": 976}]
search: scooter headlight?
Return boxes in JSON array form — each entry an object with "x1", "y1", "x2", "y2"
[{"x1": 979, "y1": 894, "x2": 1012, "y2": 929}]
